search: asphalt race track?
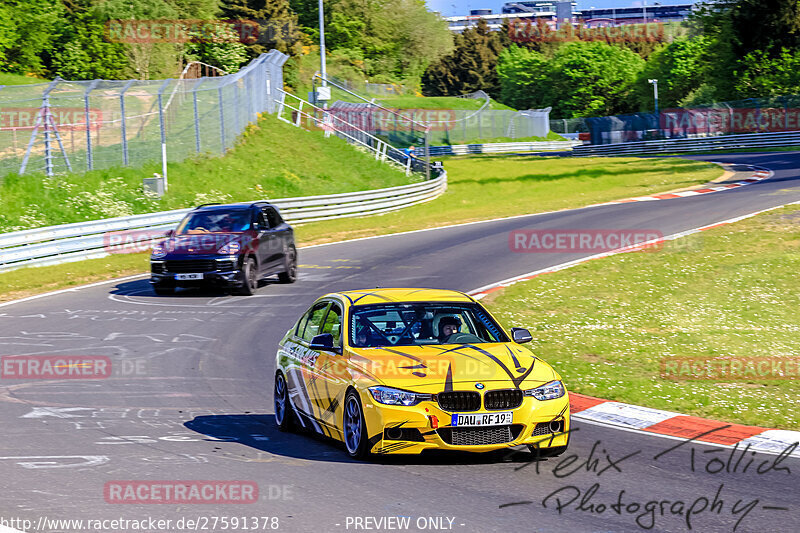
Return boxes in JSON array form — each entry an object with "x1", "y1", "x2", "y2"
[{"x1": 0, "y1": 151, "x2": 798, "y2": 533}]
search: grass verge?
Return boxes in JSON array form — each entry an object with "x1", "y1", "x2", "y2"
[
  {"x1": 294, "y1": 155, "x2": 720, "y2": 245},
  {"x1": 378, "y1": 96, "x2": 515, "y2": 111},
  {"x1": 0, "y1": 73, "x2": 47, "y2": 85},
  {"x1": 0, "y1": 113, "x2": 412, "y2": 231},
  {"x1": 431, "y1": 131, "x2": 567, "y2": 144},
  {"x1": 483, "y1": 204, "x2": 800, "y2": 429},
  {"x1": 0, "y1": 155, "x2": 721, "y2": 302}
]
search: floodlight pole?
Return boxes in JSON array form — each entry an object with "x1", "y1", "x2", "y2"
[
  {"x1": 648, "y1": 78, "x2": 659, "y2": 116},
  {"x1": 319, "y1": 0, "x2": 327, "y2": 87}
]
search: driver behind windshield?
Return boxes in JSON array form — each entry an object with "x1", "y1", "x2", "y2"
[{"x1": 437, "y1": 316, "x2": 461, "y2": 344}]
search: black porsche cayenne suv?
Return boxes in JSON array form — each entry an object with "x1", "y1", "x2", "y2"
[{"x1": 150, "y1": 202, "x2": 297, "y2": 295}]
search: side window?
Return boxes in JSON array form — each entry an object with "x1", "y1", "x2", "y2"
[
  {"x1": 320, "y1": 304, "x2": 342, "y2": 346},
  {"x1": 301, "y1": 303, "x2": 329, "y2": 343},
  {"x1": 265, "y1": 207, "x2": 283, "y2": 228},
  {"x1": 256, "y1": 210, "x2": 268, "y2": 229}
]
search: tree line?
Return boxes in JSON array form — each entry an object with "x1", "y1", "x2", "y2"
[
  {"x1": 0, "y1": 0, "x2": 453, "y2": 86},
  {"x1": 422, "y1": 1, "x2": 800, "y2": 118}
]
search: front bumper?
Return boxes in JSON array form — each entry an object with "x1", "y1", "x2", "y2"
[
  {"x1": 150, "y1": 257, "x2": 243, "y2": 288},
  {"x1": 360, "y1": 389, "x2": 571, "y2": 455}
]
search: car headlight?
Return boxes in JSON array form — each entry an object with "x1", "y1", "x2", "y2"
[
  {"x1": 369, "y1": 386, "x2": 431, "y2": 406},
  {"x1": 151, "y1": 242, "x2": 167, "y2": 259},
  {"x1": 523, "y1": 380, "x2": 565, "y2": 401},
  {"x1": 218, "y1": 241, "x2": 241, "y2": 255}
]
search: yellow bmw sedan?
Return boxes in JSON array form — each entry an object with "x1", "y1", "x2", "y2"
[{"x1": 274, "y1": 288, "x2": 570, "y2": 459}]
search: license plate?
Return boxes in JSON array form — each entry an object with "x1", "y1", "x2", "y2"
[
  {"x1": 175, "y1": 273, "x2": 203, "y2": 280},
  {"x1": 451, "y1": 411, "x2": 512, "y2": 427}
]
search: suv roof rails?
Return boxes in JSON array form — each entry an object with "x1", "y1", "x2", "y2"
[{"x1": 195, "y1": 203, "x2": 222, "y2": 209}]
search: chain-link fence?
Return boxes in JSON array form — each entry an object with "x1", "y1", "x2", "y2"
[
  {"x1": 556, "y1": 94, "x2": 800, "y2": 145},
  {"x1": 0, "y1": 50, "x2": 288, "y2": 178},
  {"x1": 328, "y1": 102, "x2": 552, "y2": 146}
]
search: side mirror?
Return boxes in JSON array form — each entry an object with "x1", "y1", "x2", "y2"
[
  {"x1": 310, "y1": 333, "x2": 340, "y2": 354},
  {"x1": 165, "y1": 229, "x2": 174, "y2": 238},
  {"x1": 511, "y1": 327, "x2": 533, "y2": 344}
]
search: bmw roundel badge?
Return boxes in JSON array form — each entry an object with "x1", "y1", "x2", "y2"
[{"x1": 475, "y1": 383, "x2": 485, "y2": 390}]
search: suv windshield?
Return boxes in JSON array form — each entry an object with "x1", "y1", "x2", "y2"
[
  {"x1": 349, "y1": 302, "x2": 509, "y2": 348},
  {"x1": 176, "y1": 210, "x2": 251, "y2": 234}
]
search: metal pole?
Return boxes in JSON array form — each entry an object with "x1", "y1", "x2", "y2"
[
  {"x1": 158, "y1": 79, "x2": 171, "y2": 191},
  {"x1": 218, "y1": 86, "x2": 227, "y2": 152},
  {"x1": 319, "y1": 0, "x2": 327, "y2": 93},
  {"x1": 119, "y1": 80, "x2": 135, "y2": 166},
  {"x1": 84, "y1": 80, "x2": 99, "y2": 171},
  {"x1": 424, "y1": 127, "x2": 431, "y2": 181},
  {"x1": 193, "y1": 79, "x2": 204, "y2": 153}
]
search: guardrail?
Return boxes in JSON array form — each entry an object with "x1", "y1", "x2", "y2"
[
  {"x1": 573, "y1": 130, "x2": 800, "y2": 157},
  {"x1": 421, "y1": 141, "x2": 579, "y2": 156},
  {"x1": 0, "y1": 172, "x2": 447, "y2": 272}
]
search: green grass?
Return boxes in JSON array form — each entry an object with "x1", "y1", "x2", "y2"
[
  {"x1": 0, "y1": 73, "x2": 47, "y2": 85},
  {"x1": 294, "y1": 155, "x2": 721, "y2": 245},
  {"x1": 378, "y1": 96, "x2": 516, "y2": 111},
  {"x1": 0, "y1": 154, "x2": 721, "y2": 303},
  {"x1": 438, "y1": 131, "x2": 567, "y2": 144},
  {"x1": 0, "y1": 114, "x2": 412, "y2": 231},
  {"x1": 483, "y1": 204, "x2": 800, "y2": 429},
  {"x1": 662, "y1": 145, "x2": 800, "y2": 156}
]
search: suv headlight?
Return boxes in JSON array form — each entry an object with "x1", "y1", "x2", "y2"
[
  {"x1": 369, "y1": 386, "x2": 431, "y2": 406},
  {"x1": 523, "y1": 380, "x2": 565, "y2": 401},
  {"x1": 151, "y1": 242, "x2": 167, "y2": 259},
  {"x1": 218, "y1": 241, "x2": 241, "y2": 255}
]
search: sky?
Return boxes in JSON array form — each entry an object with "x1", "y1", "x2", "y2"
[{"x1": 426, "y1": 0, "x2": 699, "y2": 17}]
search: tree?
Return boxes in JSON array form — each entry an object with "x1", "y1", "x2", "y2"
[
  {"x1": 496, "y1": 45, "x2": 551, "y2": 110},
  {"x1": 95, "y1": 0, "x2": 181, "y2": 79},
  {"x1": 495, "y1": 41, "x2": 645, "y2": 117},
  {"x1": 631, "y1": 37, "x2": 709, "y2": 110},
  {"x1": 0, "y1": 0, "x2": 65, "y2": 74},
  {"x1": 185, "y1": 25, "x2": 250, "y2": 73},
  {"x1": 422, "y1": 19, "x2": 502, "y2": 97},
  {"x1": 690, "y1": 0, "x2": 800, "y2": 100},
  {"x1": 549, "y1": 42, "x2": 645, "y2": 117},
  {"x1": 220, "y1": 0, "x2": 300, "y2": 56},
  {"x1": 49, "y1": 8, "x2": 129, "y2": 80},
  {"x1": 315, "y1": 0, "x2": 451, "y2": 87}
]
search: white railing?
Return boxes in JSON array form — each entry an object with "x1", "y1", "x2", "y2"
[
  {"x1": 573, "y1": 131, "x2": 800, "y2": 157},
  {"x1": 421, "y1": 141, "x2": 580, "y2": 156},
  {"x1": 0, "y1": 172, "x2": 447, "y2": 272},
  {"x1": 274, "y1": 89, "x2": 421, "y2": 176}
]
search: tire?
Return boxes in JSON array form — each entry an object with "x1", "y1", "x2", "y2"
[
  {"x1": 235, "y1": 257, "x2": 258, "y2": 295},
  {"x1": 343, "y1": 389, "x2": 369, "y2": 459},
  {"x1": 153, "y1": 285, "x2": 175, "y2": 296},
  {"x1": 278, "y1": 245, "x2": 297, "y2": 284},
  {"x1": 274, "y1": 372, "x2": 295, "y2": 432}
]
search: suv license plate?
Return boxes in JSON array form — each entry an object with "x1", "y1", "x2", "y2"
[
  {"x1": 175, "y1": 273, "x2": 203, "y2": 280},
  {"x1": 451, "y1": 411, "x2": 512, "y2": 427}
]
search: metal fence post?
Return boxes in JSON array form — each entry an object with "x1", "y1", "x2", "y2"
[
  {"x1": 218, "y1": 86, "x2": 227, "y2": 153},
  {"x1": 233, "y1": 80, "x2": 241, "y2": 134},
  {"x1": 157, "y1": 79, "x2": 171, "y2": 190},
  {"x1": 192, "y1": 79, "x2": 204, "y2": 154},
  {"x1": 119, "y1": 80, "x2": 135, "y2": 166},
  {"x1": 84, "y1": 80, "x2": 99, "y2": 171}
]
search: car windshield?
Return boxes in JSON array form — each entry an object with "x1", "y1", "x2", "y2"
[
  {"x1": 176, "y1": 210, "x2": 251, "y2": 234},
  {"x1": 349, "y1": 302, "x2": 509, "y2": 348}
]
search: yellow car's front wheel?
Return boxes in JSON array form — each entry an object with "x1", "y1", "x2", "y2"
[{"x1": 343, "y1": 390, "x2": 370, "y2": 459}]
